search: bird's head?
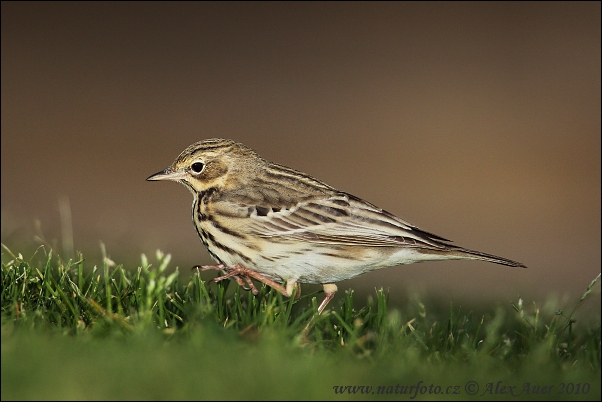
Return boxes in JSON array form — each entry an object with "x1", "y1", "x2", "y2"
[{"x1": 147, "y1": 138, "x2": 262, "y2": 194}]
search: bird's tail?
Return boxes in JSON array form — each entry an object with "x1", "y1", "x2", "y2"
[{"x1": 454, "y1": 247, "x2": 527, "y2": 268}]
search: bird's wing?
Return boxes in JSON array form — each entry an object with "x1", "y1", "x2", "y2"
[{"x1": 236, "y1": 192, "x2": 452, "y2": 249}]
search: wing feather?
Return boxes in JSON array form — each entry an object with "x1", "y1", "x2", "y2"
[{"x1": 242, "y1": 192, "x2": 451, "y2": 249}]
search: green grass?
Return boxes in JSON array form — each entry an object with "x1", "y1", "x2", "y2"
[{"x1": 1, "y1": 244, "x2": 600, "y2": 400}]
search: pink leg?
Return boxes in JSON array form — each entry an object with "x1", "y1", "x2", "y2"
[
  {"x1": 317, "y1": 283, "x2": 338, "y2": 314},
  {"x1": 193, "y1": 264, "x2": 258, "y2": 293},
  {"x1": 193, "y1": 264, "x2": 293, "y2": 297},
  {"x1": 300, "y1": 283, "x2": 340, "y2": 339},
  {"x1": 240, "y1": 275, "x2": 260, "y2": 295}
]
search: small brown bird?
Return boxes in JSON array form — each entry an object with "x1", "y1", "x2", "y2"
[{"x1": 148, "y1": 139, "x2": 525, "y2": 313}]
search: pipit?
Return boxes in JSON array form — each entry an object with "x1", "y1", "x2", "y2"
[{"x1": 148, "y1": 139, "x2": 525, "y2": 313}]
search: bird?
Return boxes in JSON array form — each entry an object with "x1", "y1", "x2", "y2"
[{"x1": 147, "y1": 138, "x2": 526, "y2": 314}]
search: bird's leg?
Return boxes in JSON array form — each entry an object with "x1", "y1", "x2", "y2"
[
  {"x1": 240, "y1": 275, "x2": 260, "y2": 295},
  {"x1": 196, "y1": 264, "x2": 295, "y2": 298},
  {"x1": 299, "y1": 283, "x2": 339, "y2": 342},
  {"x1": 193, "y1": 264, "x2": 258, "y2": 294},
  {"x1": 317, "y1": 283, "x2": 338, "y2": 314},
  {"x1": 215, "y1": 265, "x2": 283, "y2": 293}
]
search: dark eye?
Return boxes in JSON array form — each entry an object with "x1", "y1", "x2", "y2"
[{"x1": 191, "y1": 162, "x2": 204, "y2": 174}]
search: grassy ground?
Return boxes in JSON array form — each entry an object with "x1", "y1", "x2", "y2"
[{"x1": 1, "y1": 244, "x2": 600, "y2": 400}]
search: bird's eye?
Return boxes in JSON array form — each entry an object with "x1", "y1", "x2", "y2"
[{"x1": 191, "y1": 162, "x2": 205, "y2": 174}]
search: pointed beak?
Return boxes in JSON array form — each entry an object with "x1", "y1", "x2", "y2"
[{"x1": 146, "y1": 167, "x2": 187, "y2": 182}]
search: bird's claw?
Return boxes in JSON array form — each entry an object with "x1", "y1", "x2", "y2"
[{"x1": 193, "y1": 264, "x2": 262, "y2": 295}]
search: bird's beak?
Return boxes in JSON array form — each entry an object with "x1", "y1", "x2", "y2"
[{"x1": 147, "y1": 167, "x2": 186, "y2": 182}]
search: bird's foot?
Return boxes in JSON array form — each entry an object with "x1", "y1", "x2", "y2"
[{"x1": 193, "y1": 264, "x2": 296, "y2": 298}]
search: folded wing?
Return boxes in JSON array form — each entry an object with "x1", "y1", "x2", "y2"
[{"x1": 244, "y1": 192, "x2": 452, "y2": 250}]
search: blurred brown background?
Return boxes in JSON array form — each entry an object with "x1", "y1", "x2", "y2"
[{"x1": 2, "y1": 3, "x2": 600, "y2": 307}]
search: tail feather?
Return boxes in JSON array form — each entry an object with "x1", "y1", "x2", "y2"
[{"x1": 456, "y1": 247, "x2": 527, "y2": 268}]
